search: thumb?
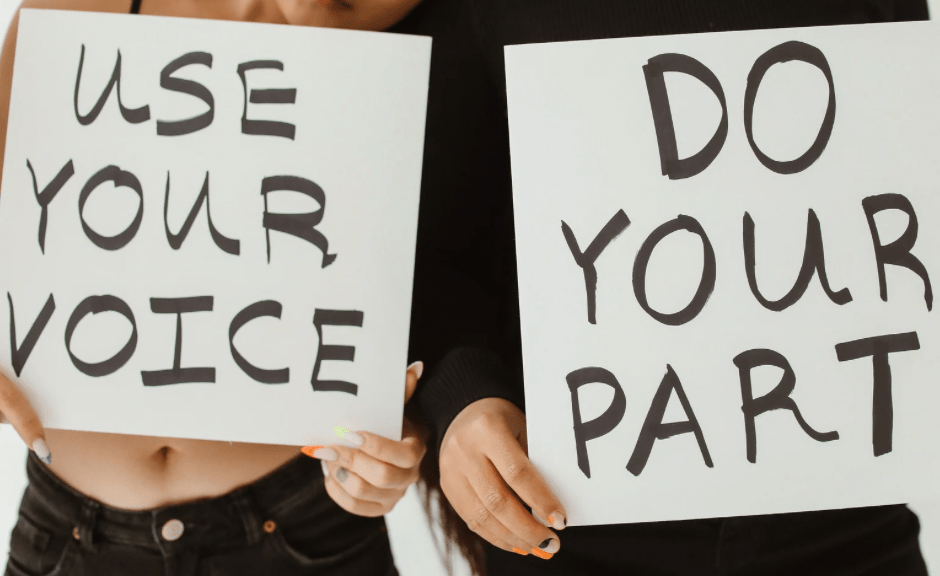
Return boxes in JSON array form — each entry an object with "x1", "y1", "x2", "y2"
[{"x1": 404, "y1": 361, "x2": 423, "y2": 404}]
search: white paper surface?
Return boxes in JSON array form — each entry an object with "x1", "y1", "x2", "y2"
[
  {"x1": 506, "y1": 22, "x2": 940, "y2": 526},
  {"x1": 0, "y1": 10, "x2": 430, "y2": 446}
]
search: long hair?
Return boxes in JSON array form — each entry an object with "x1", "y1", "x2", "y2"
[{"x1": 417, "y1": 444, "x2": 487, "y2": 576}]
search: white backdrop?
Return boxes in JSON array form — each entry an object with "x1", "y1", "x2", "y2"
[{"x1": 0, "y1": 1, "x2": 935, "y2": 574}]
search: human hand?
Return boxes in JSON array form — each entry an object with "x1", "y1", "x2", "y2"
[
  {"x1": 439, "y1": 397, "x2": 566, "y2": 559},
  {"x1": 302, "y1": 361, "x2": 427, "y2": 517},
  {"x1": 0, "y1": 369, "x2": 51, "y2": 463}
]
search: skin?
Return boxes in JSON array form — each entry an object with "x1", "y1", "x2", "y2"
[
  {"x1": 0, "y1": 0, "x2": 424, "y2": 515},
  {"x1": 439, "y1": 398, "x2": 568, "y2": 557}
]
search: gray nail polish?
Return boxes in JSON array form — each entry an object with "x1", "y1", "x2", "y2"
[
  {"x1": 539, "y1": 538, "x2": 560, "y2": 553},
  {"x1": 336, "y1": 468, "x2": 349, "y2": 483},
  {"x1": 31, "y1": 439, "x2": 52, "y2": 465}
]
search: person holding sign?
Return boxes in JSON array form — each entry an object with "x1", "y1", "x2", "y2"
[
  {"x1": 0, "y1": 1, "x2": 431, "y2": 575},
  {"x1": 411, "y1": 0, "x2": 934, "y2": 575}
]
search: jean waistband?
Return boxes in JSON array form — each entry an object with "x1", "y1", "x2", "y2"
[{"x1": 24, "y1": 449, "x2": 327, "y2": 556}]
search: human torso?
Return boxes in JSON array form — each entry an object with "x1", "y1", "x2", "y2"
[{"x1": 27, "y1": 0, "x2": 295, "y2": 511}]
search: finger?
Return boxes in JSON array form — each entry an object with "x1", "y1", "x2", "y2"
[
  {"x1": 323, "y1": 473, "x2": 390, "y2": 517},
  {"x1": 487, "y1": 432, "x2": 568, "y2": 531},
  {"x1": 445, "y1": 474, "x2": 541, "y2": 558},
  {"x1": 0, "y1": 371, "x2": 49, "y2": 462},
  {"x1": 330, "y1": 444, "x2": 417, "y2": 489},
  {"x1": 404, "y1": 360, "x2": 423, "y2": 403},
  {"x1": 325, "y1": 464, "x2": 406, "y2": 505},
  {"x1": 467, "y1": 458, "x2": 559, "y2": 553},
  {"x1": 337, "y1": 428, "x2": 425, "y2": 469}
]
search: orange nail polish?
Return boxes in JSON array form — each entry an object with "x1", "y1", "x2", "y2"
[
  {"x1": 531, "y1": 548, "x2": 553, "y2": 560},
  {"x1": 512, "y1": 547, "x2": 529, "y2": 556}
]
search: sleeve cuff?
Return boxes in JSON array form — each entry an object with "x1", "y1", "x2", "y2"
[{"x1": 414, "y1": 346, "x2": 524, "y2": 457}]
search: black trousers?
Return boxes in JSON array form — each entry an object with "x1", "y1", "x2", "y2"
[
  {"x1": 489, "y1": 505, "x2": 926, "y2": 576},
  {"x1": 6, "y1": 452, "x2": 397, "y2": 576}
]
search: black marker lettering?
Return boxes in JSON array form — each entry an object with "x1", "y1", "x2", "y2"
[
  {"x1": 566, "y1": 367, "x2": 626, "y2": 479},
  {"x1": 862, "y1": 194, "x2": 932, "y2": 311},
  {"x1": 7, "y1": 293, "x2": 55, "y2": 377},
  {"x1": 744, "y1": 41, "x2": 836, "y2": 175},
  {"x1": 643, "y1": 53, "x2": 728, "y2": 180},
  {"x1": 26, "y1": 160, "x2": 74, "y2": 254},
  {"x1": 627, "y1": 365, "x2": 713, "y2": 476},
  {"x1": 633, "y1": 215, "x2": 716, "y2": 326},
  {"x1": 734, "y1": 348, "x2": 839, "y2": 463},
  {"x1": 237, "y1": 60, "x2": 297, "y2": 139},
  {"x1": 561, "y1": 210, "x2": 630, "y2": 324},
  {"x1": 73, "y1": 45, "x2": 149, "y2": 125},
  {"x1": 141, "y1": 297, "x2": 215, "y2": 386},
  {"x1": 744, "y1": 209, "x2": 851, "y2": 311},
  {"x1": 229, "y1": 300, "x2": 289, "y2": 384},
  {"x1": 79, "y1": 166, "x2": 143, "y2": 251},
  {"x1": 164, "y1": 172, "x2": 239, "y2": 254},
  {"x1": 311, "y1": 309, "x2": 363, "y2": 395},
  {"x1": 65, "y1": 295, "x2": 137, "y2": 377},
  {"x1": 261, "y1": 175, "x2": 336, "y2": 267},
  {"x1": 835, "y1": 332, "x2": 920, "y2": 457},
  {"x1": 157, "y1": 52, "x2": 214, "y2": 136}
]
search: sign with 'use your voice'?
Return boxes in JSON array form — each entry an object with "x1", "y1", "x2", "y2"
[{"x1": 0, "y1": 10, "x2": 431, "y2": 446}]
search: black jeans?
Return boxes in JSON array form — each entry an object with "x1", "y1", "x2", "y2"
[
  {"x1": 489, "y1": 505, "x2": 926, "y2": 576},
  {"x1": 5, "y1": 452, "x2": 398, "y2": 576}
]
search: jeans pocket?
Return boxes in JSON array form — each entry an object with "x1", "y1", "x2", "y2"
[
  {"x1": 266, "y1": 524, "x2": 392, "y2": 574},
  {"x1": 6, "y1": 515, "x2": 76, "y2": 576}
]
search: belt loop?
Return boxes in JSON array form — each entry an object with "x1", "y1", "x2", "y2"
[
  {"x1": 76, "y1": 500, "x2": 100, "y2": 552},
  {"x1": 232, "y1": 491, "x2": 264, "y2": 546}
]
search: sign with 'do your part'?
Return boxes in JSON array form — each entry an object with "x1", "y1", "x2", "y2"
[
  {"x1": 0, "y1": 10, "x2": 430, "y2": 445},
  {"x1": 506, "y1": 23, "x2": 940, "y2": 525}
]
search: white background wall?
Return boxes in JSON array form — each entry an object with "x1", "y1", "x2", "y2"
[{"x1": 0, "y1": 1, "x2": 936, "y2": 575}]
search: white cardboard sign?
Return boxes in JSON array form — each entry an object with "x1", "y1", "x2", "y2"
[
  {"x1": 506, "y1": 22, "x2": 940, "y2": 526},
  {"x1": 0, "y1": 10, "x2": 430, "y2": 446}
]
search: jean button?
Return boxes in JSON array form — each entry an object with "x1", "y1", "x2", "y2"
[{"x1": 161, "y1": 519, "x2": 184, "y2": 541}]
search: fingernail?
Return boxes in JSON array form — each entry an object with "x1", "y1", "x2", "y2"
[
  {"x1": 320, "y1": 459, "x2": 330, "y2": 478},
  {"x1": 512, "y1": 547, "x2": 529, "y2": 556},
  {"x1": 548, "y1": 512, "x2": 566, "y2": 530},
  {"x1": 538, "y1": 538, "x2": 560, "y2": 553},
  {"x1": 301, "y1": 446, "x2": 337, "y2": 461},
  {"x1": 31, "y1": 439, "x2": 51, "y2": 465},
  {"x1": 336, "y1": 467, "x2": 349, "y2": 483},
  {"x1": 407, "y1": 360, "x2": 424, "y2": 380},
  {"x1": 530, "y1": 548, "x2": 553, "y2": 560},
  {"x1": 334, "y1": 427, "x2": 364, "y2": 447}
]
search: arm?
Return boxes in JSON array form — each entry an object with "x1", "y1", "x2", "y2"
[{"x1": 392, "y1": 0, "x2": 566, "y2": 562}]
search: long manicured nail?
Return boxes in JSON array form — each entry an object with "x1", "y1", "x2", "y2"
[
  {"x1": 538, "y1": 538, "x2": 560, "y2": 553},
  {"x1": 320, "y1": 460, "x2": 330, "y2": 478},
  {"x1": 334, "y1": 427, "x2": 363, "y2": 448},
  {"x1": 31, "y1": 439, "x2": 51, "y2": 465},
  {"x1": 530, "y1": 547, "x2": 553, "y2": 560},
  {"x1": 548, "y1": 512, "x2": 567, "y2": 530},
  {"x1": 407, "y1": 361, "x2": 424, "y2": 380},
  {"x1": 335, "y1": 468, "x2": 349, "y2": 483},
  {"x1": 512, "y1": 547, "x2": 529, "y2": 556},
  {"x1": 301, "y1": 446, "x2": 337, "y2": 461}
]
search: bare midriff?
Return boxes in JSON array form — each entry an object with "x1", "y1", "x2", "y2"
[{"x1": 45, "y1": 429, "x2": 301, "y2": 509}]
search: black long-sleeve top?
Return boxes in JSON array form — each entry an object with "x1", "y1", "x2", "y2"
[
  {"x1": 396, "y1": 0, "x2": 929, "y2": 459},
  {"x1": 393, "y1": 0, "x2": 930, "y2": 573}
]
